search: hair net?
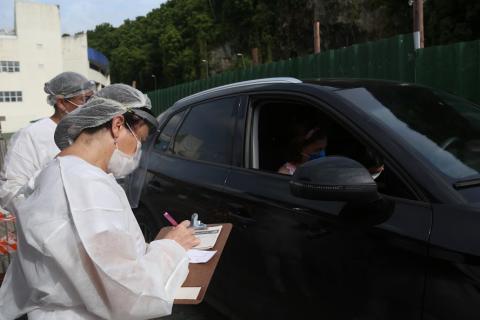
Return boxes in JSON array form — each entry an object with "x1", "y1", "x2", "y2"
[
  {"x1": 44, "y1": 72, "x2": 96, "y2": 106},
  {"x1": 96, "y1": 84, "x2": 158, "y2": 128},
  {"x1": 96, "y1": 84, "x2": 152, "y2": 109},
  {"x1": 54, "y1": 97, "x2": 128, "y2": 150}
]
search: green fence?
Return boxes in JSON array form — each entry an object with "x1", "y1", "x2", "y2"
[
  {"x1": 415, "y1": 39, "x2": 480, "y2": 105},
  {"x1": 147, "y1": 34, "x2": 480, "y2": 115}
]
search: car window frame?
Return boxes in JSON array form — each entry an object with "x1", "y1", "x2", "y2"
[
  {"x1": 240, "y1": 90, "x2": 428, "y2": 203},
  {"x1": 153, "y1": 108, "x2": 189, "y2": 154},
  {"x1": 156, "y1": 95, "x2": 241, "y2": 168}
]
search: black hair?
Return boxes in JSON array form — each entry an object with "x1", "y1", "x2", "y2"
[
  {"x1": 303, "y1": 128, "x2": 327, "y2": 146},
  {"x1": 285, "y1": 127, "x2": 327, "y2": 164}
]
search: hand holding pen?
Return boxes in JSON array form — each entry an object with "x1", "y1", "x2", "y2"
[{"x1": 158, "y1": 212, "x2": 200, "y2": 250}]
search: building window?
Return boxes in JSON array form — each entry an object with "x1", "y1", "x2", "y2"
[
  {"x1": 0, "y1": 91, "x2": 22, "y2": 103},
  {"x1": 0, "y1": 61, "x2": 20, "y2": 73}
]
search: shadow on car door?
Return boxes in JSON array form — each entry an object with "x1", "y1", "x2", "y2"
[{"x1": 214, "y1": 168, "x2": 431, "y2": 320}]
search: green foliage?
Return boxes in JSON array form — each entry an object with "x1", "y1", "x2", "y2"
[
  {"x1": 87, "y1": 0, "x2": 480, "y2": 91},
  {"x1": 425, "y1": 0, "x2": 480, "y2": 46}
]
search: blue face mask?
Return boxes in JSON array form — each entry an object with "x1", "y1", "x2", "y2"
[{"x1": 309, "y1": 149, "x2": 326, "y2": 161}]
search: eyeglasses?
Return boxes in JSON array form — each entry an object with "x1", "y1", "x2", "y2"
[
  {"x1": 82, "y1": 93, "x2": 93, "y2": 103},
  {"x1": 67, "y1": 93, "x2": 93, "y2": 106}
]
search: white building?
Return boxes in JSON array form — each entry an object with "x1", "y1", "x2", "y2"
[{"x1": 0, "y1": 0, "x2": 110, "y2": 133}]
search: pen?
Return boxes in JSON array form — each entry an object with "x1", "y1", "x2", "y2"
[
  {"x1": 163, "y1": 212, "x2": 178, "y2": 226},
  {"x1": 194, "y1": 230, "x2": 219, "y2": 235}
]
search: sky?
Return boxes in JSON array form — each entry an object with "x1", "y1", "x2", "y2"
[{"x1": 0, "y1": 0, "x2": 167, "y2": 34}]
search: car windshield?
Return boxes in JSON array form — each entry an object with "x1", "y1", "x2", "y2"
[{"x1": 336, "y1": 84, "x2": 480, "y2": 181}]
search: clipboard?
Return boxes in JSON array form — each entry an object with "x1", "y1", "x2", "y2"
[{"x1": 158, "y1": 223, "x2": 232, "y2": 304}]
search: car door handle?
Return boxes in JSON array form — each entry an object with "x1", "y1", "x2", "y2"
[
  {"x1": 307, "y1": 228, "x2": 330, "y2": 239},
  {"x1": 228, "y1": 210, "x2": 256, "y2": 226},
  {"x1": 149, "y1": 181, "x2": 164, "y2": 191}
]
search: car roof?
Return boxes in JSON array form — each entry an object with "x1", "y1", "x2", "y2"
[
  {"x1": 172, "y1": 77, "x2": 301, "y2": 108},
  {"x1": 304, "y1": 78, "x2": 415, "y2": 90},
  {"x1": 159, "y1": 77, "x2": 419, "y2": 118}
]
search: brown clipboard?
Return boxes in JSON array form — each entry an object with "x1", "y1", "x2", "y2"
[{"x1": 158, "y1": 223, "x2": 232, "y2": 304}]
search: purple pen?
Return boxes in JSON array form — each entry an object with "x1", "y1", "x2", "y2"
[{"x1": 163, "y1": 212, "x2": 178, "y2": 226}]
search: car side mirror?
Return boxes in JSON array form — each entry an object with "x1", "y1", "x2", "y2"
[{"x1": 289, "y1": 156, "x2": 379, "y2": 203}]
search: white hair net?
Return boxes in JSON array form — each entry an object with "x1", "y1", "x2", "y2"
[
  {"x1": 96, "y1": 83, "x2": 152, "y2": 109},
  {"x1": 44, "y1": 72, "x2": 96, "y2": 106},
  {"x1": 54, "y1": 97, "x2": 128, "y2": 150},
  {"x1": 96, "y1": 84, "x2": 158, "y2": 128}
]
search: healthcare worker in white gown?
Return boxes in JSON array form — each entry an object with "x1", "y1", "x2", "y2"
[
  {"x1": 0, "y1": 72, "x2": 95, "y2": 212},
  {"x1": 0, "y1": 96, "x2": 199, "y2": 319}
]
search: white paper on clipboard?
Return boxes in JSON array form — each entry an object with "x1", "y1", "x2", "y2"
[
  {"x1": 174, "y1": 287, "x2": 201, "y2": 300},
  {"x1": 193, "y1": 225, "x2": 222, "y2": 250}
]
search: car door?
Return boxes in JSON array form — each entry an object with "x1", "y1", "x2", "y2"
[
  {"x1": 216, "y1": 91, "x2": 432, "y2": 320},
  {"x1": 137, "y1": 97, "x2": 238, "y2": 237}
]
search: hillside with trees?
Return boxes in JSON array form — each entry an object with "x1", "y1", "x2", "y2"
[{"x1": 87, "y1": 0, "x2": 480, "y2": 91}]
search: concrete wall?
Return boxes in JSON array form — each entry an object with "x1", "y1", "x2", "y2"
[
  {"x1": 63, "y1": 34, "x2": 111, "y2": 90},
  {"x1": 88, "y1": 68, "x2": 110, "y2": 89},
  {"x1": 0, "y1": 1, "x2": 110, "y2": 133},
  {"x1": 62, "y1": 33, "x2": 89, "y2": 75},
  {"x1": 0, "y1": 1, "x2": 63, "y2": 133}
]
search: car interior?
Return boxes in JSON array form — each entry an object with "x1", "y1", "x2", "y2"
[{"x1": 248, "y1": 96, "x2": 417, "y2": 200}]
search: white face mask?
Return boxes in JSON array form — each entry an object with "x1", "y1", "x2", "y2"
[
  {"x1": 107, "y1": 124, "x2": 142, "y2": 178},
  {"x1": 66, "y1": 99, "x2": 82, "y2": 108},
  {"x1": 371, "y1": 171, "x2": 382, "y2": 180}
]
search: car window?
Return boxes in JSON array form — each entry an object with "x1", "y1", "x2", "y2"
[
  {"x1": 154, "y1": 110, "x2": 186, "y2": 152},
  {"x1": 173, "y1": 97, "x2": 236, "y2": 165},
  {"x1": 249, "y1": 96, "x2": 417, "y2": 200},
  {"x1": 337, "y1": 86, "x2": 480, "y2": 181}
]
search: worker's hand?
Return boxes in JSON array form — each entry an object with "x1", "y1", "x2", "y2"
[{"x1": 159, "y1": 220, "x2": 200, "y2": 250}]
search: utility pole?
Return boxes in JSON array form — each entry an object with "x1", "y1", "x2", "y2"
[
  {"x1": 313, "y1": 21, "x2": 321, "y2": 53},
  {"x1": 412, "y1": 0, "x2": 424, "y2": 49},
  {"x1": 151, "y1": 74, "x2": 157, "y2": 91},
  {"x1": 236, "y1": 53, "x2": 246, "y2": 68},
  {"x1": 251, "y1": 48, "x2": 260, "y2": 65},
  {"x1": 201, "y1": 59, "x2": 209, "y2": 79},
  {"x1": 312, "y1": 0, "x2": 323, "y2": 53}
]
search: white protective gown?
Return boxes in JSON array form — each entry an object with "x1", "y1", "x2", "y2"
[
  {"x1": 0, "y1": 118, "x2": 60, "y2": 212},
  {"x1": 0, "y1": 156, "x2": 189, "y2": 320}
]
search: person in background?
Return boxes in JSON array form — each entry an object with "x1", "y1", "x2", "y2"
[
  {"x1": 0, "y1": 72, "x2": 95, "y2": 212},
  {"x1": 0, "y1": 97, "x2": 199, "y2": 319},
  {"x1": 278, "y1": 127, "x2": 328, "y2": 175}
]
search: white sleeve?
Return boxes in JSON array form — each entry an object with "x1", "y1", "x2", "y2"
[
  {"x1": 0, "y1": 131, "x2": 40, "y2": 211},
  {"x1": 76, "y1": 221, "x2": 189, "y2": 319},
  {"x1": 64, "y1": 176, "x2": 189, "y2": 319}
]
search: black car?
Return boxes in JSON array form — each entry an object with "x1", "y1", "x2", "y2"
[{"x1": 127, "y1": 78, "x2": 480, "y2": 320}]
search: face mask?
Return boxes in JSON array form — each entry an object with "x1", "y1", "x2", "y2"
[
  {"x1": 66, "y1": 99, "x2": 82, "y2": 108},
  {"x1": 308, "y1": 149, "x2": 326, "y2": 161},
  {"x1": 58, "y1": 100, "x2": 77, "y2": 115},
  {"x1": 65, "y1": 94, "x2": 91, "y2": 110},
  {"x1": 107, "y1": 124, "x2": 142, "y2": 178},
  {"x1": 371, "y1": 171, "x2": 382, "y2": 180}
]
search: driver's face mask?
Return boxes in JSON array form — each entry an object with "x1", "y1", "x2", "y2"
[
  {"x1": 308, "y1": 149, "x2": 326, "y2": 161},
  {"x1": 107, "y1": 123, "x2": 142, "y2": 178}
]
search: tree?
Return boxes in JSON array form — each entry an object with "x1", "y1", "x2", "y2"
[{"x1": 86, "y1": 0, "x2": 480, "y2": 90}]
